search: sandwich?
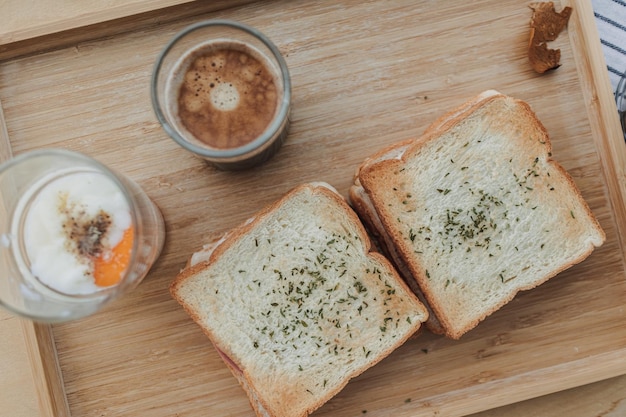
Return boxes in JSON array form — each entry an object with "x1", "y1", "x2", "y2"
[
  {"x1": 349, "y1": 90, "x2": 605, "y2": 339},
  {"x1": 171, "y1": 182, "x2": 429, "y2": 417}
]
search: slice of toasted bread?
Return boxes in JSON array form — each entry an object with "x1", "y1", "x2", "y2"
[
  {"x1": 171, "y1": 183, "x2": 428, "y2": 417},
  {"x1": 352, "y1": 90, "x2": 605, "y2": 339}
]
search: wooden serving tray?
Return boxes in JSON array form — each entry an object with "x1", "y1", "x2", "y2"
[{"x1": 1, "y1": 1, "x2": 625, "y2": 416}]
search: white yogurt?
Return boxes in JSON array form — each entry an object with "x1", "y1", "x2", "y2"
[{"x1": 21, "y1": 171, "x2": 132, "y2": 295}]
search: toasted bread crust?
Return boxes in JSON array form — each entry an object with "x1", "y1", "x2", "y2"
[
  {"x1": 349, "y1": 190, "x2": 445, "y2": 334},
  {"x1": 348, "y1": 92, "x2": 504, "y2": 335},
  {"x1": 353, "y1": 91, "x2": 605, "y2": 339},
  {"x1": 171, "y1": 183, "x2": 428, "y2": 417}
]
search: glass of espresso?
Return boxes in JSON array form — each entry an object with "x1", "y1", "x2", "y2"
[{"x1": 151, "y1": 20, "x2": 291, "y2": 170}]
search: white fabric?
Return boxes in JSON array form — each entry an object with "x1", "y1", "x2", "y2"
[{"x1": 592, "y1": 0, "x2": 626, "y2": 92}]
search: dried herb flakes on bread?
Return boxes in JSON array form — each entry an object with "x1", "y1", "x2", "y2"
[
  {"x1": 171, "y1": 183, "x2": 428, "y2": 417},
  {"x1": 350, "y1": 90, "x2": 605, "y2": 339}
]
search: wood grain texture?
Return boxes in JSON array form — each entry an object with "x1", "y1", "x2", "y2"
[
  {"x1": 0, "y1": 97, "x2": 12, "y2": 161},
  {"x1": 0, "y1": 0, "x2": 196, "y2": 44},
  {"x1": 566, "y1": 0, "x2": 626, "y2": 253},
  {"x1": 0, "y1": 311, "x2": 40, "y2": 417},
  {"x1": 468, "y1": 374, "x2": 626, "y2": 417},
  {"x1": 0, "y1": 0, "x2": 256, "y2": 61},
  {"x1": 0, "y1": 0, "x2": 625, "y2": 416},
  {"x1": 20, "y1": 321, "x2": 71, "y2": 417},
  {"x1": 0, "y1": 98, "x2": 69, "y2": 416}
]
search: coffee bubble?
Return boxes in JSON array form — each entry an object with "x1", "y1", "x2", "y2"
[
  {"x1": 173, "y1": 41, "x2": 280, "y2": 150},
  {"x1": 210, "y1": 82, "x2": 239, "y2": 111}
]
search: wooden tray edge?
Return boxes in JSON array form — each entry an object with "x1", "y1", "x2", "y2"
[
  {"x1": 0, "y1": 97, "x2": 12, "y2": 161},
  {"x1": 21, "y1": 321, "x2": 71, "y2": 417},
  {"x1": 569, "y1": 0, "x2": 626, "y2": 253},
  {"x1": 0, "y1": 99, "x2": 69, "y2": 416},
  {"x1": 0, "y1": 0, "x2": 256, "y2": 62},
  {"x1": 1, "y1": 0, "x2": 623, "y2": 415},
  {"x1": 0, "y1": 0, "x2": 196, "y2": 46},
  {"x1": 426, "y1": 348, "x2": 626, "y2": 417}
]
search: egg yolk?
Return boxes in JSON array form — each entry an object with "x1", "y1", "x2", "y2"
[{"x1": 94, "y1": 227, "x2": 134, "y2": 287}]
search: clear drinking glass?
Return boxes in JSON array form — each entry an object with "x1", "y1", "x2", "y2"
[
  {"x1": 151, "y1": 20, "x2": 291, "y2": 170},
  {"x1": 0, "y1": 149, "x2": 165, "y2": 322}
]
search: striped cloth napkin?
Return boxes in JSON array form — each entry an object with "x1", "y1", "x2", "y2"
[{"x1": 592, "y1": 0, "x2": 626, "y2": 93}]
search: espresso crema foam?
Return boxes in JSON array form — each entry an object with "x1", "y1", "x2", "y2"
[
  {"x1": 21, "y1": 172, "x2": 132, "y2": 295},
  {"x1": 174, "y1": 41, "x2": 280, "y2": 149}
]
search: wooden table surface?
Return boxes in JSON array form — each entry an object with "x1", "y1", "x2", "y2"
[{"x1": 2, "y1": 1, "x2": 626, "y2": 416}]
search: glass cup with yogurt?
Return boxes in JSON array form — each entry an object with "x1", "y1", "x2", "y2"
[{"x1": 0, "y1": 149, "x2": 165, "y2": 322}]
